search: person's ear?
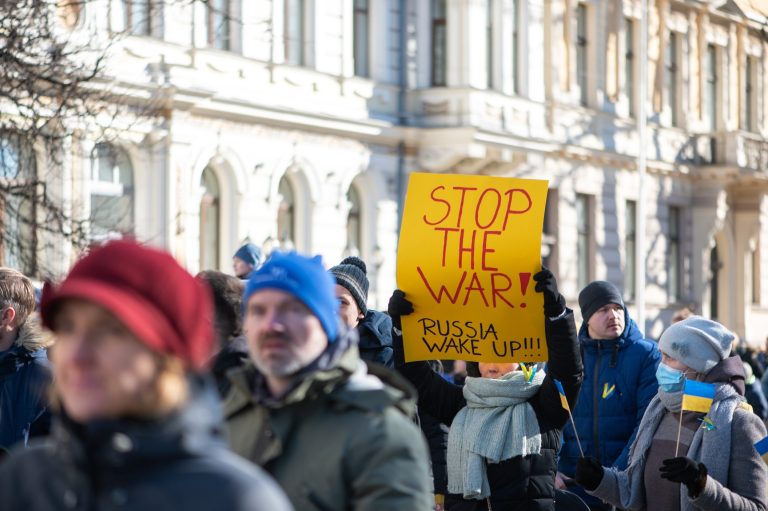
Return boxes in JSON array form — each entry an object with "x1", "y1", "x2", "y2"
[{"x1": 0, "y1": 307, "x2": 16, "y2": 329}]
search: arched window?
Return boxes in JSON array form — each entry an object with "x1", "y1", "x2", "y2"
[
  {"x1": 200, "y1": 167, "x2": 221, "y2": 270},
  {"x1": 345, "y1": 185, "x2": 361, "y2": 256},
  {"x1": 277, "y1": 176, "x2": 295, "y2": 249},
  {"x1": 0, "y1": 136, "x2": 36, "y2": 273},
  {"x1": 90, "y1": 144, "x2": 134, "y2": 240}
]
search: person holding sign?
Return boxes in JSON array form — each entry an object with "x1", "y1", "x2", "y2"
[
  {"x1": 574, "y1": 316, "x2": 768, "y2": 511},
  {"x1": 389, "y1": 268, "x2": 583, "y2": 511}
]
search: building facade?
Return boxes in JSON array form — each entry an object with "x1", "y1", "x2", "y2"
[{"x1": 4, "y1": 0, "x2": 768, "y2": 343}]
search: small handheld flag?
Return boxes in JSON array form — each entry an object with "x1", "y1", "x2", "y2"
[
  {"x1": 681, "y1": 380, "x2": 716, "y2": 413},
  {"x1": 755, "y1": 436, "x2": 768, "y2": 465},
  {"x1": 554, "y1": 378, "x2": 583, "y2": 456},
  {"x1": 675, "y1": 379, "x2": 716, "y2": 455},
  {"x1": 554, "y1": 379, "x2": 570, "y2": 411}
]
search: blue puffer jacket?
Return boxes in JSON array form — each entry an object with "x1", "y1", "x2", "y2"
[
  {"x1": 0, "y1": 320, "x2": 52, "y2": 450},
  {"x1": 558, "y1": 309, "x2": 660, "y2": 478}
]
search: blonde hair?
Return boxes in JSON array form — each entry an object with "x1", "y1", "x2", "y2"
[
  {"x1": 0, "y1": 267, "x2": 35, "y2": 327},
  {"x1": 671, "y1": 306, "x2": 695, "y2": 324}
]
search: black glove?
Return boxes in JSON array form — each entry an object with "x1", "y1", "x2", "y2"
[
  {"x1": 660, "y1": 457, "x2": 707, "y2": 498},
  {"x1": 388, "y1": 290, "x2": 414, "y2": 367},
  {"x1": 387, "y1": 289, "x2": 414, "y2": 330},
  {"x1": 574, "y1": 457, "x2": 604, "y2": 491},
  {"x1": 533, "y1": 267, "x2": 566, "y2": 318}
]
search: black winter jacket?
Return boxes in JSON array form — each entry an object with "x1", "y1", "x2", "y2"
[
  {"x1": 0, "y1": 377, "x2": 293, "y2": 511},
  {"x1": 397, "y1": 312, "x2": 583, "y2": 511}
]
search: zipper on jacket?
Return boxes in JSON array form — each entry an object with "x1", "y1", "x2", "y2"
[{"x1": 592, "y1": 341, "x2": 602, "y2": 461}]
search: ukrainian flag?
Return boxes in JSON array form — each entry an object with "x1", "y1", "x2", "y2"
[
  {"x1": 681, "y1": 380, "x2": 716, "y2": 413},
  {"x1": 755, "y1": 436, "x2": 768, "y2": 464},
  {"x1": 554, "y1": 379, "x2": 570, "y2": 412}
]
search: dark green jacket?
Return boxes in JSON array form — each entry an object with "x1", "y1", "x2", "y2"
[{"x1": 223, "y1": 343, "x2": 433, "y2": 511}]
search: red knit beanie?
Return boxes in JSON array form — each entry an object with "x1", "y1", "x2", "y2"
[{"x1": 40, "y1": 240, "x2": 214, "y2": 371}]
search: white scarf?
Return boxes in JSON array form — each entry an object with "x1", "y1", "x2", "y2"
[{"x1": 446, "y1": 369, "x2": 545, "y2": 499}]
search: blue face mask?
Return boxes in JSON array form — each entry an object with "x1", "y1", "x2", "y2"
[{"x1": 656, "y1": 363, "x2": 685, "y2": 392}]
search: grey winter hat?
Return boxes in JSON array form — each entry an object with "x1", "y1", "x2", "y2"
[
  {"x1": 658, "y1": 315, "x2": 735, "y2": 374},
  {"x1": 578, "y1": 280, "x2": 624, "y2": 324},
  {"x1": 329, "y1": 256, "x2": 369, "y2": 315}
]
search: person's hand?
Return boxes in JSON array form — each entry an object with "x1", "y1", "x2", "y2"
[
  {"x1": 660, "y1": 457, "x2": 707, "y2": 498},
  {"x1": 555, "y1": 471, "x2": 568, "y2": 490},
  {"x1": 533, "y1": 267, "x2": 566, "y2": 318},
  {"x1": 388, "y1": 290, "x2": 413, "y2": 367},
  {"x1": 387, "y1": 289, "x2": 414, "y2": 330},
  {"x1": 574, "y1": 457, "x2": 604, "y2": 491}
]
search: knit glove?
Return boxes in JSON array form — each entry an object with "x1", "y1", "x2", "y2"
[
  {"x1": 533, "y1": 268, "x2": 566, "y2": 318},
  {"x1": 660, "y1": 457, "x2": 708, "y2": 498},
  {"x1": 575, "y1": 457, "x2": 604, "y2": 491},
  {"x1": 388, "y1": 289, "x2": 414, "y2": 367}
]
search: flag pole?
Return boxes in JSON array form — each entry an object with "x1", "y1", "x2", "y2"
[
  {"x1": 675, "y1": 410, "x2": 683, "y2": 457},
  {"x1": 569, "y1": 413, "x2": 585, "y2": 457}
]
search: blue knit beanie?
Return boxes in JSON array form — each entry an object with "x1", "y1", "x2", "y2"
[
  {"x1": 243, "y1": 251, "x2": 339, "y2": 342},
  {"x1": 233, "y1": 243, "x2": 263, "y2": 267}
]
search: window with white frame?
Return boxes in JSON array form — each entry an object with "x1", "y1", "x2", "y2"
[
  {"x1": 431, "y1": 0, "x2": 447, "y2": 87},
  {"x1": 90, "y1": 144, "x2": 134, "y2": 241},
  {"x1": 207, "y1": 0, "x2": 232, "y2": 51},
  {"x1": 285, "y1": 0, "x2": 306, "y2": 66},
  {"x1": 665, "y1": 32, "x2": 679, "y2": 127},
  {"x1": 0, "y1": 135, "x2": 36, "y2": 274},
  {"x1": 345, "y1": 185, "x2": 362, "y2": 256},
  {"x1": 625, "y1": 17, "x2": 635, "y2": 117},
  {"x1": 199, "y1": 167, "x2": 220, "y2": 271},
  {"x1": 277, "y1": 176, "x2": 295, "y2": 249},
  {"x1": 123, "y1": 0, "x2": 162, "y2": 37},
  {"x1": 486, "y1": 0, "x2": 494, "y2": 89},
  {"x1": 576, "y1": 4, "x2": 588, "y2": 106},
  {"x1": 353, "y1": 0, "x2": 370, "y2": 77},
  {"x1": 705, "y1": 44, "x2": 718, "y2": 132},
  {"x1": 576, "y1": 193, "x2": 592, "y2": 289},
  {"x1": 542, "y1": 189, "x2": 558, "y2": 272},
  {"x1": 624, "y1": 200, "x2": 636, "y2": 300},
  {"x1": 752, "y1": 245, "x2": 760, "y2": 305},
  {"x1": 745, "y1": 56, "x2": 758, "y2": 132},
  {"x1": 668, "y1": 206, "x2": 682, "y2": 301},
  {"x1": 511, "y1": 0, "x2": 518, "y2": 93}
]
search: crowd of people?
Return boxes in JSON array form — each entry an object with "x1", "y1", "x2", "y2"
[{"x1": 0, "y1": 239, "x2": 767, "y2": 511}]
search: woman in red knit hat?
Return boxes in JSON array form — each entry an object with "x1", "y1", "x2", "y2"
[{"x1": 0, "y1": 240, "x2": 292, "y2": 511}]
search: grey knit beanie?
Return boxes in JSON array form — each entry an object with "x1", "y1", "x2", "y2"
[
  {"x1": 329, "y1": 256, "x2": 369, "y2": 315},
  {"x1": 658, "y1": 315, "x2": 735, "y2": 374},
  {"x1": 578, "y1": 280, "x2": 624, "y2": 324}
]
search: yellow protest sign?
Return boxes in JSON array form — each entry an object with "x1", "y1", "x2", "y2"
[{"x1": 396, "y1": 173, "x2": 549, "y2": 363}]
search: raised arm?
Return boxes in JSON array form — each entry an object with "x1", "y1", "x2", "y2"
[
  {"x1": 530, "y1": 269, "x2": 583, "y2": 427},
  {"x1": 388, "y1": 290, "x2": 466, "y2": 426}
]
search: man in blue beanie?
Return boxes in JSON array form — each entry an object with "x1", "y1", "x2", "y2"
[
  {"x1": 223, "y1": 251, "x2": 432, "y2": 511},
  {"x1": 557, "y1": 280, "x2": 661, "y2": 510},
  {"x1": 232, "y1": 243, "x2": 262, "y2": 279}
]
